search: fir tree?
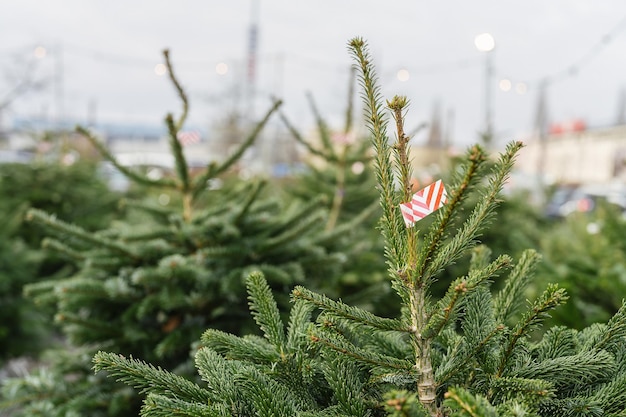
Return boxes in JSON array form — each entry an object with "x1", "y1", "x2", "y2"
[
  {"x1": 0, "y1": 203, "x2": 43, "y2": 361},
  {"x1": 537, "y1": 202, "x2": 626, "y2": 329},
  {"x1": 279, "y1": 68, "x2": 390, "y2": 314},
  {"x1": 280, "y1": 67, "x2": 377, "y2": 230},
  {"x1": 0, "y1": 159, "x2": 120, "y2": 362},
  {"x1": 70, "y1": 39, "x2": 626, "y2": 416},
  {"x1": 0, "y1": 49, "x2": 366, "y2": 417}
]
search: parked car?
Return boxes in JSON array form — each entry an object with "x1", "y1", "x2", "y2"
[{"x1": 545, "y1": 183, "x2": 626, "y2": 218}]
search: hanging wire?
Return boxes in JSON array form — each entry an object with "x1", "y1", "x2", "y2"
[{"x1": 518, "y1": 14, "x2": 626, "y2": 91}]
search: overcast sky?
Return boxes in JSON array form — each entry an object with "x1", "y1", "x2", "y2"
[{"x1": 2, "y1": 1, "x2": 626, "y2": 149}]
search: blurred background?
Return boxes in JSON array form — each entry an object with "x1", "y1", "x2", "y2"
[{"x1": 2, "y1": 1, "x2": 626, "y2": 180}]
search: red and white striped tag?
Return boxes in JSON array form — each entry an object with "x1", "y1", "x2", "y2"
[
  {"x1": 177, "y1": 131, "x2": 201, "y2": 146},
  {"x1": 399, "y1": 179, "x2": 448, "y2": 227}
]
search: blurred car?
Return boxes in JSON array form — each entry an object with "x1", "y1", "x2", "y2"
[
  {"x1": 0, "y1": 150, "x2": 34, "y2": 164},
  {"x1": 545, "y1": 183, "x2": 626, "y2": 218}
]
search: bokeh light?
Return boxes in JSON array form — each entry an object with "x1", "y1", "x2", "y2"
[
  {"x1": 215, "y1": 62, "x2": 228, "y2": 75},
  {"x1": 397, "y1": 69, "x2": 410, "y2": 82},
  {"x1": 474, "y1": 33, "x2": 495, "y2": 52},
  {"x1": 154, "y1": 63, "x2": 167, "y2": 76},
  {"x1": 499, "y1": 79, "x2": 512, "y2": 92},
  {"x1": 33, "y1": 46, "x2": 47, "y2": 59}
]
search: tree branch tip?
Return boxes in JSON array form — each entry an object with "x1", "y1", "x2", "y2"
[{"x1": 387, "y1": 95, "x2": 409, "y2": 110}]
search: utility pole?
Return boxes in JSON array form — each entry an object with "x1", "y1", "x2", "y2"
[
  {"x1": 474, "y1": 33, "x2": 495, "y2": 147},
  {"x1": 246, "y1": 0, "x2": 259, "y2": 120},
  {"x1": 534, "y1": 81, "x2": 548, "y2": 184},
  {"x1": 54, "y1": 43, "x2": 65, "y2": 129}
]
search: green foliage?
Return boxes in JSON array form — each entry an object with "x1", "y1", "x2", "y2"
[
  {"x1": 0, "y1": 204, "x2": 44, "y2": 360},
  {"x1": 91, "y1": 272, "x2": 374, "y2": 416},
  {"x1": 0, "y1": 160, "x2": 121, "y2": 361},
  {"x1": 1, "y1": 48, "x2": 378, "y2": 417},
  {"x1": 8, "y1": 37, "x2": 626, "y2": 417},
  {"x1": 280, "y1": 74, "x2": 390, "y2": 316},
  {"x1": 86, "y1": 38, "x2": 626, "y2": 417},
  {"x1": 0, "y1": 161, "x2": 119, "y2": 247},
  {"x1": 537, "y1": 204, "x2": 626, "y2": 329}
]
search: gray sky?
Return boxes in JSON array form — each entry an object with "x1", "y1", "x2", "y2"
[{"x1": 2, "y1": 1, "x2": 626, "y2": 149}]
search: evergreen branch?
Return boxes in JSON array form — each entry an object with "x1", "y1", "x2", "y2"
[
  {"x1": 194, "y1": 347, "x2": 240, "y2": 403},
  {"x1": 249, "y1": 264, "x2": 298, "y2": 285},
  {"x1": 306, "y1": 91, "x2": 338, "y2": 161},
  {"x1": 26, "y1": 208, "x2": 137, "y2": 258},
  {"x1": 201, "y1": 329, "x2": 280, "y2": 364},
  {"x1": 57, "y1": 312, "x2": 120, "y2": 335},
  {"x1": 422, "y1": 141, "x2": 523, "y2": 282},
  {"x1": 512, "y1": 350, "x2": 614, "y2": 390},
  {"x1": 416, "y1": 145, "x2": 487, "y2": 285},
  {"x1": 325, "y1": 153, "x2": 347, "y2": 231},
  {"x1": 587, "y1": 301, "x2": 626, "y2": 353},
  {"x1": 494, "y1": 249, "x2": 542, "y2": 325},
  {"x1": 141, "y1": 393, "x2": 229, "y2": 417},
  {"x1": 41, "y1": 237, "x2": 85, "y2": 261},
  {"x1": 311, "y1": 330, "x2": 414, "y2": 371},
  {"x1": 52, "y1": 276, "x2": 109, "y2": 299},
  {"x1": 167, "y1": 105, "x2": 194, "y2": 220},
  {"x1": 538, "y1": 397, "x2": 604, "y2": 417},
  {"x1": 424, "y1": 254, "x2": 511, "y2": 339},
  {"x1": 589, "y1": 370, "x2": 626, "y2": 414},
  {"x1": 163, "y1": 49, "x2": 189, "y2": 131},
  {"x1": 233, "y1": 180, "x2": 266, "y2": 225},
  {"x1": 76, "y1": 125, "x2": 177, "y2": 188},
  {"x1": 246, "y1": 271, "x2": 287, "y2": 347},
  {"x1": 487, "y1": 376, "x2": 554, "y2": 405},
  {"x1": 279, "y1": 111, "x2": 332, "y2": 161},
  {"x1": 388, "y1": 96, "x2": 413, "y2": 202},
  {"x1": 345, "y1": 148, "x2": 374, "y2": 164},
  {"x1": 198, "y1": 245, "x2": 248, "y2": 259},
  {"x1": 321, "y1": 354, "x2": 368, "y2": 416},
  {"x1": 165, "y1": 113, "x2": 190, "y2": 192},
  {"x1": 236, "y1": 367, "x2": 303, "y2": 416},
  {"x1": 383, "y1": 390, "x2": 431, "y2": 417},
  {"x1": 119, "y1": 198, "x2": 174, "y2": 221},
  {"x1": 312, "y1": 200, "x2": 380, "y2": 246},
  {"x1": 436, "y1": 324, "x2": 505, "y2": 386},
  {"x1": 293, "y1": 286, "x2": 405, "y2": 332},
  {"x1": 532, "y1": 326, "x2": 577, "y2": 361},
  {"x1": 120, "y1": 228, "x2": 174, "y2": 243},
  {"x1": 92, "y1": 351, "x2": 213, "y2": 404},
  {"x1": 192, "y1": 204, "x2": 236, "y2": 226},
  {"x1": 192, "y1": 99, "x2": 282, "y2": 195},
  {"x1": 497, "y1": 284, "x2": 568, "y2": 376},
  {"x1": 268, "y1": 194, "x2": 327, "y2": 238},
  {"x1": 343, "y1": 65, "x2": 356, "y2": 134},
  {"x1": 286, "y1": 299, "x2": 316, "y2": 351},
  {"x1": 437, "y1": 284, "x2": 504, "y2": 386},
  {"x1": 443, "y1": 386, "x2": 498, "y2": 417},
  {"x1": 258, "y1": 209, "x2": 326, "y2": 254},
  {"x1": 349, "y1": 37, "x2": 402, "y2": 268}
]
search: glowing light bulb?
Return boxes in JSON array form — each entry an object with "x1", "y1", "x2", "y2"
[{"x1": 397, "y1": 69, "x2": 410, "y2": 82}]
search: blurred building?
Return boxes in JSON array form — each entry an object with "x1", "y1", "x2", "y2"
[{"x1": 517, "y1": 122, "x2": 626, "y2": 184}]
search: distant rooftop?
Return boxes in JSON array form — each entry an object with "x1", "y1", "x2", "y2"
[{"x1": 9, "y1": 117, "x2": 206, "y2": 141}]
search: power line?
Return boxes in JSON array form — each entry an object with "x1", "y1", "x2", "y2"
[{"x1": 519, "y1": 14, "x2": 626, "y2": 90}]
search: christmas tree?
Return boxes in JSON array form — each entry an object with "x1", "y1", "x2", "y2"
[
  {"x1": 538, "y1": 202, "x2": 626, "y2": 329},
  {"x1": 280, "y1": 67, "x2": 378, "y2": 229},
  {"x1": 279, "y1": 68, "x2": 390, "y2": 315},
  {"x1": 0, "y1": 159, "x2": 120, "y2": 362},
  {"x1": 1, "y1": 49, "x2": 371, "y2": 416},
  {"x1": 91, "y1": 38, "x2": 626, "y2": 416}
]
